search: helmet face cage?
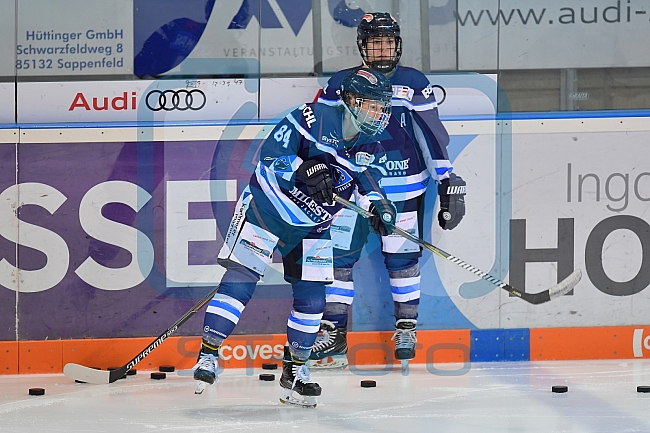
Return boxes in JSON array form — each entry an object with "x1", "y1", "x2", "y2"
[
  {"x1": 340, "y1": 67, "x2": 393, "y2": 135},
  {"x1": 343, "y1": 91, "x2": 392, "y2": 136},
  {"x1": 357, "y1": 13, "x2": 402, "y2": 72}
]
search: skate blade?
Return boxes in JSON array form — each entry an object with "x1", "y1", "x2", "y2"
[
  {"x1": 309, "y1": 355, "x2": 348, "y2": 370},
  {"x1": 194, "y1": 381, "x2": 208, "y2": 395},
  {"x1": 401, "y1": 359, "x2": 409, "y2": 376},
  {"x1": 279, "y1": 389, "x2": 318, "y2": 408}
]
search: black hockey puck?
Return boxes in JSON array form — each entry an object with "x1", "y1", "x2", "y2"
[
  {"x1": 150, "y1": 372, "x2": 166, "y2": 380},
  {"x1": 360, "y1": 380, "x2": 376, "y2": 388},
  {"x1": 262, "y1": 363, "x2": 278, "y2": 370},
  {"x1": 126, "y1": 369, "x2": 137, "y2": 376},
  {"x1": 637, "y1": 386, "x2": 650, "y2": 393},
  {"x1": 552, "y1": 385, "x2": 568, "y2": 393},
  {"x1": 159, "y1": 365, "x2": 175, "y2": 373},
  {"x1": 259, "y1": 373, "x2": 275, "y2": 381},
  {"x1": 75, "y1": 380, "x2": 86, "y2": 384},
  {"x1": 29, "y1": 388, "x2": 45, "y2": 396}
]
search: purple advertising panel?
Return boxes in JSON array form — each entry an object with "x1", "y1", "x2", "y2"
[
  {"x1": 9, "y1": 137, "x2": 293, "y2": 340},
  {"x1": 0, "y1": 142, "x2": 16, "y2": 341}
]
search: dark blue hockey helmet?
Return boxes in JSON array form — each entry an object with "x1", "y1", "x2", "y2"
[
  {"x1": 340, "y1": 67, "x2": 392, "y2": 135},
  {"x1": 357, "y1": 12, "x2": 402, "y2": 72}
]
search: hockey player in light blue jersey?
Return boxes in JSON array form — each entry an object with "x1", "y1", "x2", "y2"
[
  {"x1": 310, "y1": 12, "x2": 467, "y2": 369},
  {"x1": 192, "y1": 67, "x2": 397, "y2": 407}
]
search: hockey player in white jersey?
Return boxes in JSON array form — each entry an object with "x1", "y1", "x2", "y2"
[
  {"x1": 310, "y1": 12, "x2": 466, "y2": 369},
  {"x1": 192, "y1": 67, "x2": 397, "y2": 407}
]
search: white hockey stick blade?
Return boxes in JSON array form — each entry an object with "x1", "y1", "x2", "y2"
[
  {"x1": 64, "y1": 363, "x2": 110, "y2": 384},
  {"x1": 548, "y1": 269, "x2": 582, "y2": 301}
]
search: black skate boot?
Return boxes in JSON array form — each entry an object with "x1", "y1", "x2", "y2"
[
  {"x1": 192, "y1": 343, "x2": 219, "y2": 394},
  {"x1": 308, "y1": 320, "x2": 348, "y2": 369},
  {"x1": 279, "y1": 346, "x2": 321, "y2": 407},
  {"x1": 392, "y1": 319, "x2": 417, "y2": 373}
]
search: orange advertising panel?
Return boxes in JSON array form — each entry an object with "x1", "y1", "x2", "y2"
[
  {"x1": 7, "y1": 330, "x2": 471, "y2": 374},
  {"x1": 0, "y1": 341, "x2": 18, "y2": 374},
  {"x1": 531, "y1": 326, "x2": 650, "y2": 360}
]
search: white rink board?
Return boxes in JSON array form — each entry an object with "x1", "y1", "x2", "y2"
[
  {"x1": 442, "y1": 117, "x2": 650, "y2": 329},
  {"x1": 17, "y1": 79, "x2": 258, "y2": 124},
  {"x1": 258, "y1": 73, "x2": 496, "y2": 120},
  {"x1": 15, "y1": 73, "x2": 496, "y2": 124}
]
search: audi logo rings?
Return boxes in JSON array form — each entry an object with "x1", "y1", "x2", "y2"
[{"x1": 145, "y1": 89, "x2": 207, "y2": 111}]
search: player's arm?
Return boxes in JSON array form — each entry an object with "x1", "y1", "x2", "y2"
[
  {"x1": 393, "y1": 72, "x2": 466, "y2": 230},
  {"x1": 316, "y1": 72, "x2": 346, "y2": 106},
  {"x1": 257, "y1": 114, "x2": 303, "y2": 188},
  {"x1": 407, "y1": 74, "x2": 453, "y2": 182},
  {"x1": 353, "y1": 151, "x2": 396, "y2": 236},
  {"x1": 407, "y1": 75, "x2": 466, "y2": 230},
  {"x1": 259, "y1": 106, "x2": 335, "y2": 204}
]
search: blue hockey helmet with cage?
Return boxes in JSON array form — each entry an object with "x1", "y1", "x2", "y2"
[
  {"x1": 357, "y1": 12, "x2": 402, "y2": 72},
  {"x1": 340, "y1": 67, "x2": 393, "y2": 135}
]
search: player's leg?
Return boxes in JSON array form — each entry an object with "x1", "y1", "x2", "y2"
[
  {"x1": 309, "y1": 266, "x2": 352, "y2": 368},
  {"x1": 380, "y1": 197, "x2": 424, "y2": 363},
  {"x1": 194, "y1": 195, "x2": 280, "y2": 393},
  {"x1": 310, "y1": 209, "x2": 368, "y2": 369},
  {"x1": 387, "y1": 257, "x2": 420, "y2": 361},
  {"x1": 194, "y1": 263, "x2": 260, "y2": 389},
  {"x1": 280, "y1": 280, "x2": 326, "y2": 406},
  {"x1": 278, "y1": 224, "x2": 330, "y2": 407}
]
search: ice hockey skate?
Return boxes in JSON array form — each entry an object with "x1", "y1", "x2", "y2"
[
  {"x1": 308, "y1": 320, "x2": 349, "y2": 369},
  {"x1": 392, "y1": 319, "x2": 417, "y2": 373},
  {"x1": 192, "y1": 346, "x2": 219, "y2": 394},
  {"x1": 279, "y1": 347, "x2": 322, "y2": 407}
]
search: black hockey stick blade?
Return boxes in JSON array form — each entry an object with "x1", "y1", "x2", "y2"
[
  {"x1": 63, "y1": 285, "x2": 220, "y2": 384},
  {"x1": 333, "y1": 195, "x2": 582, "y2": 305}
]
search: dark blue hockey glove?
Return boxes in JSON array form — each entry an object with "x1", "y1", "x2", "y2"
[
  {"x1": 297, "y1": 159, "x2": 334, "y2": 204},
  {"x1": 369, "y1": 199, "x2": 397, "y2": 236},
  {"x1": 438, "y1": 174, "x2": 466, "y2": 230}
]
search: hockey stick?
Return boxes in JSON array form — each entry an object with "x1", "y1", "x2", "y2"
[
  {"x1": 334, "y1": 195, "x2": 581, "y2": 305},
  {"x1": 63, "y1": 285, "x2": 219, "y2": 384}
]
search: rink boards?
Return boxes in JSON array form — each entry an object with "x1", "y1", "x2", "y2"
[
  {"x1": 2, "y1": 324, "x2": 650, "y2": 374},
  {"x1": 1, "y1": 110, "x2": 650, "y2": 373}
]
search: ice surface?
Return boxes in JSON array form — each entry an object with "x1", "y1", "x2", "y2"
[{"x1": 1, "y1": 360, "x2": 650, "y2": 432}]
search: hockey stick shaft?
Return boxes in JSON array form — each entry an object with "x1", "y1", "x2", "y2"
[
  {"x1": 334, "y1": 195, "x2": 581, "y2": 305},
  {"x1": 64, "y1": 285, "x2": 219, "y2": 384}
]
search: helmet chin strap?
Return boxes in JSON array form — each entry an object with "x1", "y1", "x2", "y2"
[{"x1": 361, "y1": 60, "x2": 397, "y2": 78}]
